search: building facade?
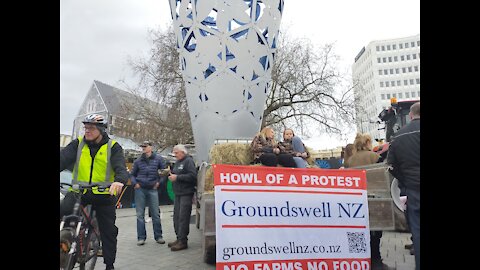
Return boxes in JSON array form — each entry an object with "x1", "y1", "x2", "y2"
[
  {"x1": 60, "y1": 134, "x2": 72, "y2": 148},
  {"x1": 72, "y1": 80, "x2": 166, "y2": 152},
  {"x1": 352, "y1": 34, "x2": 420, "y2": 141}
]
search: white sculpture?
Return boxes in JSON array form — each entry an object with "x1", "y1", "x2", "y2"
[{"x1": 169, "y1": 0, "x2": 284, "y2": 163}]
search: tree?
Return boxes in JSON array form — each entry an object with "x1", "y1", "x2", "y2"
[
  {"x1": 122, "y1": 24, "x2": 356, "y2": 148},
  {"x1": 120, "y1": 25, "x2": 194, "y2": 150},
  {"x1": 264, "y1": 30, "x2": 356, "y2": 136}
]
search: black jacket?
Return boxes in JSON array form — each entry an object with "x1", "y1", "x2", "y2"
[
  {"x1": 60, "y1": 134, "x2": 129, "y2": 184},
  {"x1": 130, "y1": 153, "x2": 166, "y2": 188},
  {"x1": 171, "y1": 155, "x2": 197, "y2": 196},
  {"x1": 387, "y1": 118, "x2": 420, "y2": 191}
]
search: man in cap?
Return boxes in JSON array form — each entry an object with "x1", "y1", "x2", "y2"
[{"x1": 130, "y1": 140, "x2": 167, "y2": 246}]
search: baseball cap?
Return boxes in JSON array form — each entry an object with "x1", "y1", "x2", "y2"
[{"x1": 139, "y1": 140, "x2": 153, "y2": 147}]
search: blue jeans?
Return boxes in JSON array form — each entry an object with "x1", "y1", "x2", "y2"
[
  {"x1": 293, "y1": 157, "x2": 308, "y2": 168},
  {"x1": 135, "y1": 188, "x2": 163, "y2": 241}
]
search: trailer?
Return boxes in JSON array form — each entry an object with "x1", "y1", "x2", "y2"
[{"x1": 195, "y1": 142, "x2": 406, "y2": 264}]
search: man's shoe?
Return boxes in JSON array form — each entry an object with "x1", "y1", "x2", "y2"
[
  {"x1": 170, "y1": 241, "x2": 188, "y2": 251},
  {"x1": 137, "y1": 239, "x2": 145, "y2": 246},
  {"x1": 156, "y1": 237, "x2": 166, "y2": 244},
  {"x1": 168, "y1": 239, "x2": 179, "y2": 247},
  {"x1": 105, "y1": 264, "x2": 114, "y2": 270},
  {"x1": 404, "y1": 243, "x2": 413, "y2": 249}
]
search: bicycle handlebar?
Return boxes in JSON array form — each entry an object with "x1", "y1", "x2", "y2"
[{"x1": 60, "y1": 182, "x2": 112, "y2": 192}]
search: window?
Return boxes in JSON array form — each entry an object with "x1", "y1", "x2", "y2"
[
  {"x1": 392, "y1": 93, "x2": 396, "y2": 97},
  {"x1": 416, "y1": 78, "x2": 420, "y2": 84},
  {"x1": 417, "y1": 40, "x2": 420, "y2": 46},
  {"x1": 384, "y1": 69, "x2": 388, "y2": 74},
  {"x1": 388, "y1": 56, "x2": 392, "y2": 62},
  {"x1": 391, "y1": 81, "x2": 396, "y2": 87},
  {"x1": 396, "y1": 68, "x2": 400, "y2": 74},
  {"x1": 376, "y1": 46, "x2": 380, "y2": 51},
  {"x1": 394, "y1": 56, "x2": 398, "y2": 61},
  {"x1": 414, "y1": 66, "x2": 419, "y2": 72},
  {"x1": 398, "y1": 93, "x2": 403, "y2": 98},
  {"x1": 413, "y1": 54, "x2": 417, "y2": 59},
  {"x1": 379, "y1": 70, "x2": 383, "y2": 75},
  {"x1": 408, "y1": 66, "x2": 413, "y2": 72},
  {"x1": 386, "y1": 81, "x2": 390, "y2": 87},
  {"x1": 383, "y1": 57, "x2": 387, "y2": 62},
  {"x1": 380, "y1": 94, "x2": 385, "y2": 99},
  {"x1": 399, "y1": 43, "x2": 403, "y2": 49},
  {"x1": 397, "y1": 80, "x2": 401, "y2": 86},
  {"x1": 411, "y1": 41, "x2": 415, "y2": 47},
  {"x1": 382, "y1": 45, "x2": 385, "y2": 51},
  {"x1": 410, "y1": 79, "x2": 414, "y2": 85},
  {"x1": 387, "y1": 93, "x2": 391, "y2": 99},
  {"x1": 406, "y1": 55, "x2": 411, "y2": 60},
  {"x1": 404, "y1": 79, "x2": 408, "y2": 85},
  {"x1": 377, "y1": 57, "x2": 381, "y2": 63},
  {"x1": 393, "y1": 44, "x2": 396, "y2": 50},
  {"x1": 411, "y1": 91, "x2": 416, "y2": 97},
  {"x1": 402, "y1": 67, "x2": 407, "y2": 73},
  {"x1": 405, "y1": 42, "x2": 409, "y2": 48},
  {"x1": 387, "y1": 45, "x2": 391, "y2": 50},
  {"x1": 401, "y1": 55, "x2": 405, "y2": 61},
  {"x1": 406, "y1": 92, "x2": 410, "y2": 98},
  {"x1": 390, "y1": 69, "x2": 394, "y2": 74},
  {"x1": 380, "y1": 82, "x2": 384, "y2": 87}
]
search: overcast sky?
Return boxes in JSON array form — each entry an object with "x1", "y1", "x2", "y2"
[{"x1": 60, "y1": 0, "x2": 419, "y2": 149}]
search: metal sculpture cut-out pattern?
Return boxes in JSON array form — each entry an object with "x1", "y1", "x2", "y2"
[{"x1": 169, "y1": 0, "x2": 284, "y2": 162}]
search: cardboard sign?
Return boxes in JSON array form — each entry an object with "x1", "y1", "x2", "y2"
[{"x1": 214, "y1": 165, "x2": 371, "y2": 270}]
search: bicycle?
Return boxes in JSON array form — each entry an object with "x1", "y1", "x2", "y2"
[{"x1": 60, "y1": 182, "x2": 110, "y2": 270}]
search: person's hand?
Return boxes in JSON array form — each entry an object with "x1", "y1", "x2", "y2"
[
  {"x1": 301, "y1": 152, "x2": 308, "y2": 158},
  {"x1": 153, "y1": 182, "x2": 159, "y2": 189},
  {"x1": 168, "y1": 173, "x2": 178, "y2": 182},
  {"x1": 109, "y1": 182, "x2": 124, "y2": 195},
  {"x1": 273, "y1": 148, "x2": 280, "y2": 154}
]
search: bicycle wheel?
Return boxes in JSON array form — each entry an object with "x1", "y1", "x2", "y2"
[
  {"x1": 79, "y1": 219, "x2": 100, "y2": 270},
  {"x1": 60, "y1": 228, "x2": 76, "y2": 270}
]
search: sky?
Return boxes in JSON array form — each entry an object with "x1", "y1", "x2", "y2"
[{"x1": 60, "y1": 0, "x2": 419, "y2": 150}]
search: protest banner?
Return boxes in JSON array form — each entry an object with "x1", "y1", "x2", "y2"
[{"x1": 214, "y1": 164, "x2": 371, "y2": 270}]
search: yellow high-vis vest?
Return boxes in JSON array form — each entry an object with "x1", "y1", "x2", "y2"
[{"x1": 72, "y1": 137, "x2": 117, "y2": 195}]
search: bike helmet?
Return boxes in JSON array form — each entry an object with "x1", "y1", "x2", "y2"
[{"x1": 82, "y1": 114, "x2": 108, "y2": 128}]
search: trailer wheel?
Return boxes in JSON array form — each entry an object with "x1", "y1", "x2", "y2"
[{"x1": 204, "y1": 244, "x2": 216, "y2": 265}]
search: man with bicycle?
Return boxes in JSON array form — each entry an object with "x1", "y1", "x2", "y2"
[{"x1": 60, "y1": 114, "x2": 128, "y2": 270}]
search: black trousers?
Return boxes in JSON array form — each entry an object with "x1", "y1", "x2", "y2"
[
  {"x1": 370, "y1": 230, "x2": 383, "y2": 261},
  {"x1": 61, "y1": 191, "x2": 118, "y2": 266},
  {"x1": 173, "y1": 194, "x2": 193, "y2": 243},
  {"x1": 258, "y1": 153, "x2": 296, "y2": 167}
]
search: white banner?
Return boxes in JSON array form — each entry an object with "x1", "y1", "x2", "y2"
[{"x1": 214, "y1": 165, "x2": 371, "y2": 270}]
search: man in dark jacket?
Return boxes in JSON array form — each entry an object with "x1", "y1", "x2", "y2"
[
  {"x1": 167, "y1": 144, "x2": 197, "y2": 251},
  {"x1": 130, "y1": 140, "x2": 167, "y2": 246},
  {"x1": 387, "y1": 102, "x2": 420, "y2": 270},
  {"x1": 60, "y1": 114, "x2": 128, "y2": 270}
]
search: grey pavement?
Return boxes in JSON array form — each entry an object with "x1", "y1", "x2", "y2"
[{"x1": 91, "y1": 205, "x2": 415, "y2": 270}]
